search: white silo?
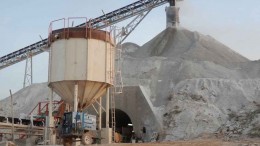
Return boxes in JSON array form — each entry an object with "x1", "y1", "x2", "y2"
[{"x1": 48, "y1": 25, "x2": 115, "y2": 112}]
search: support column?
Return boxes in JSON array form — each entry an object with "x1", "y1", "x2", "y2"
[
  {"x1": 74, "y1": 82, "x2": 78, "y2": 112},
  {"x1": 48, "y1": 88, "x2": 56, "y2": 145},
  {"x1": 23, "y1": 52, "x2": 33, "y2": 88},
  {"x1": 9, "y1": 90, "x2": 14, "y2": 143},
  {"x1": 106, "y1": 88, "x2": 111, "y2": 144},
  {"x1": 99, "y1": 97, "x2": 102, "y2": 130}
]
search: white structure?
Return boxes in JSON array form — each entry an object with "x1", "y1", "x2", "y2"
[
  {"x1": 48, "y1": 26, "x2": 114, "y2": 111},
  {"x1": 48, "y1": 19, "x2": 115, "y2": 145}
]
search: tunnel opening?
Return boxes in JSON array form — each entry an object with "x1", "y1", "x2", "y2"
[{"x1": 102, "y1": 109, "x2": 134, "y2": 143}]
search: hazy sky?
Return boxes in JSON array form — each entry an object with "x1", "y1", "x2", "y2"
[{"x1": 0, "y1": 0, "x2": 260, "y2": 99}]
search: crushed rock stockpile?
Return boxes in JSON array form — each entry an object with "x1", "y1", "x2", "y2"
[
  {"x1": 0, "y1": 83, "x2": 60, "y2": 118},
  {"x1": 122, "y1": 27, "x2": 260, "y2": 140},
  {"x1": 0, "y1": 27, "x2": 259, "y2": 141}
]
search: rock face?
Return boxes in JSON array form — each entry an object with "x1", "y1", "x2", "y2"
[
  {"x1": 0, "y1": 27, "x2": 259, "y2": 141},
  {"x1": 121, "y1": 27, "x2": 260, "y2": 140}
]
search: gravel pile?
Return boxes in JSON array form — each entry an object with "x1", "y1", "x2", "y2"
[{"x1": 122, "y1": 27, "x2": 260, "y2": 140}]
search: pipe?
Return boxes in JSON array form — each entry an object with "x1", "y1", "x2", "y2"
[
  {"x1": 99, "y1": 97, "x2": 102, "y2": 130},
  {"x1": 74, "y1": 82, "x2": 78, "y2": 112}
]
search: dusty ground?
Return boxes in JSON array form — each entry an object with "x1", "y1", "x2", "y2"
[{"x1": 95, "y1": 139, "x2": 260, "y2": 146}]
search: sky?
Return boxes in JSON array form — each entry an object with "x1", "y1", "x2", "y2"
[{"x1": 0, "y1": 0, "x2": 260, "y2": 99}]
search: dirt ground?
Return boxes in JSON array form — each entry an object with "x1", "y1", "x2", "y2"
[{"x1": 95, "y1": 139, "x2": 260, "y2": 146}]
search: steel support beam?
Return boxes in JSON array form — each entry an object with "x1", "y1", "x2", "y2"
[{"x1": 23, "y1": 52, "x2": 33, "y2": 88}]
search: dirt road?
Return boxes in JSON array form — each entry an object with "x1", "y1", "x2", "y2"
[{"x1": 96, "y1": 139, "x2": 260, "y2": 146}]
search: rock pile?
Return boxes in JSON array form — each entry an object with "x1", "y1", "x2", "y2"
[{"x1": 122, "y1": 27, "x2": 260, "y2": 140}]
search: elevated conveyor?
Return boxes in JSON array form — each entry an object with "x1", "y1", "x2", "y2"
[{"x1": 0, "y1": 0, "x2": 171, "y2": 70}]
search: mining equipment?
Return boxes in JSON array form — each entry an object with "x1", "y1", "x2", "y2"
[{"x1": 0, "y1": 0, "x2": 181, "y2": 145}]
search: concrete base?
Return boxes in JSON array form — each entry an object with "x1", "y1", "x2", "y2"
[{"x1": 101, "y1": 128, "x2": 112, "y2": 144}]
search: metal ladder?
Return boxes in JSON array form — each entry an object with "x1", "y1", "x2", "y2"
[
  {"x1": 110, "y1": 26, "x2": 125, "y2": 142},
  {"x1": 111, "y1": 32, "x2": 116, "y2": 142},
  {"x1": 113, "y1": 26, "x2": 124, "y2": 94},
  {"x1": 106, "y1": 27, "x2": 116, "y2": 142},
  {"x1": 110, "y1": 88, "x2": 116, "y2": 142}
]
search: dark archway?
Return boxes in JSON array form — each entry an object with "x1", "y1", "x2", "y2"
[
  {"x1": 102, "y1": 109, "x2": 133, "y2": 142},
  {"x1": 102, "y1": 109, "x2": 132, "y2": 128}
]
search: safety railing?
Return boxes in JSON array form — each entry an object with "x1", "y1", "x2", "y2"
[
  {"x1": 28, "y1": 100, "x2": 63, "y2": 117},
  {"x1": 48, "y1": 17, "x2": 88, "y2": 46},
  {"x1": 68, "y1": 17, "x2": 88, "y2": 38},
  {"x1": 48, "y1": 18, "x2": 66, "y2": 45}
]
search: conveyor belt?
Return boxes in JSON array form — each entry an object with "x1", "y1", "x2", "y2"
[{"x1": 0, "y1": 0, "x2": 169, "y2": 70}]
